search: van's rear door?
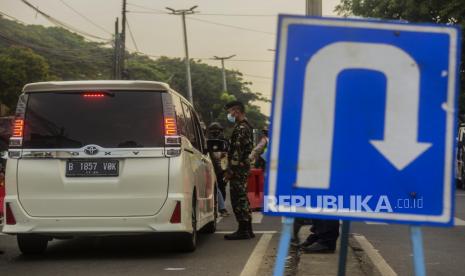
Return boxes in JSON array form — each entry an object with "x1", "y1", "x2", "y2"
[{"x1": 17, "y1": 90, "x2": 169, "y2": 217}]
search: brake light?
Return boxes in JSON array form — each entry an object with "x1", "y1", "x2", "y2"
[
  {"x1": 164, "y1": 117, "x2": 177, "y2": 136},
  {"x1": 12, "y1": 119, "x2": 24, "y2": 138},
  {"x1": 83, "y1": 93, "x2": 105, "y2": 98},
  {"x1": 5, "y1": 203, "x2": 16, "y2": 225},
  {"x1": 170, "y1": 201, "x2": 181, "y2": 223}
]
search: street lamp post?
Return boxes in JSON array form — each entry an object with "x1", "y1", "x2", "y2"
[
  {"x1": 167, "y1": 6, "x2": 198, "y2": 103},
  {"x1": 213, "y1": 55, "x2": 236, "y2": 92},
  {"x1": 306, "y1": 0, "x2": 322, "y2": 16}
]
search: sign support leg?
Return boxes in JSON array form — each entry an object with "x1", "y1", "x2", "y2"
[
  {"x1": 410, "y1": 226, "x2": 426, "y2": 276},
  {"x1": 337, "y1": 220, "x2": 351, "y2": 276},
  {"x1": 273, "y1": 217, "x2": 294, "y2": 276}
]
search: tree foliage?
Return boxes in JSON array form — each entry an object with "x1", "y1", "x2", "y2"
[
  {"x1": 336, "y1": 0, "x2": 465, "y2": 116},
  {"x1": 0, "y1": 16, "x2": 268, "y2": 128},
  {"x1": 0, "y1": 46, "x2": 49, "y2": 108}
]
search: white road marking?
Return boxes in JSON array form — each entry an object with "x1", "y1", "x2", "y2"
[
  {"x1": 164, "y1": 268, "x2": 186, "y2": 271},
  {"x1": 454, "y1": 217, "x2": 465, "y2": 226},
  {"x1": 252, "y1": 212, "x2": 263, "y2": 224},
  {"x1": 365, "y1": 221, "x2": 388, "y2": 225},
  {"x1": 239, "y1": 233, "x2": 273, "y2": 276},
  {"x1": 215, "y1": 230, "x2": 277, "y2": 234},
  {"x1": 353, "y1": 234, "x2": 397, "y2": 276}
]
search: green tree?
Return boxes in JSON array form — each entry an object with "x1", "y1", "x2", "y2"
[
  {"x1": 0, "y1": 46, "x2": 50, "y2": 109},
  {"x1": 0, "y1": 15, "x2": 268, "y2": 127},
  {"x1": 152, "y1": 57, "x2": 268, "y2": 128},
  {"x1": 336, "y1": 0, "x2": 465, "y2": 115}
]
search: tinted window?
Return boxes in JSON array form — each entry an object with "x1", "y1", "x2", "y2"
[
  {"x1": 181, "y1": 102, "x2": 198, "y2": 147},
  {"x1": 172, "y1": 96, "x2": 186, "y2": 136},
  {"x1": 23, "y1": 91, "x2": 164, "y2": 148},
  {"x1": 191, "y1": 110, "x2": 205, "y2": 152}
]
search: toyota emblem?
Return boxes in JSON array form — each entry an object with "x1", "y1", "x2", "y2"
[{"x1": 84, "y1": 145, "x2": 99, "y2": 155}]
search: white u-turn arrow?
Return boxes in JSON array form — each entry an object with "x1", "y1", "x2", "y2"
[{"x1": 296, "y1": 42, "x2": 432, "y2": 189}]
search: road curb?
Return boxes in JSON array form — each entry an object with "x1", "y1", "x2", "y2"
[{"x1": 350, "y1": 234, "x2": 397, "y2": 276}]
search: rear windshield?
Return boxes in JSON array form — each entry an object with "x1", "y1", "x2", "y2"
[{"x1": 23, "y1": 91, "x2": 165, "y2": 148}]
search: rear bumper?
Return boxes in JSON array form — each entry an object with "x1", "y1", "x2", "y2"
[{"x1": 2, "y1": 194, "x2": 192, "y2": 235}]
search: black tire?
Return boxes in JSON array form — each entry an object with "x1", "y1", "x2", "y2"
[
  {"x1": 201, "y1": 186, "x2": 218, "y2": 234},
  {"x1": 17, "y1": 234, "x2": 48, "y2": 255},
  {"x1": 179, "y1": 195, "x2": 197, "y2": 252}
]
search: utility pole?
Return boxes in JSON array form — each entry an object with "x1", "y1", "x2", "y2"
[
  {"x1": 213, "y1": 55, "x2": 236, "y2": 92},
  {"x1": 166, "y1": 6, "x2": 198, "y2": 103},
  {"x1": 306, "y1": 0, "x2": 322, "y2": 16},
  {"x1": 120, "y1": 0, "x2": 127, "y2": 79},
  {"x1": 113, "y1": 17, "x2": 120, "y2": 80}
]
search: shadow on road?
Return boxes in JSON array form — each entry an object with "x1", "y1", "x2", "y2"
[{"x1": 12, "y1": 233, "x2": 214, "y2": 262}]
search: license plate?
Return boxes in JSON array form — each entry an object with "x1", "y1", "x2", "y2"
[{"x1": 66, "y1": 160, "x2": 119, "y2": 177}]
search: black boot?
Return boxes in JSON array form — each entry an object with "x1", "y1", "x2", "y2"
[
  {"x1": 247, "y1": 220, "x2": 255, "y2": 238},
  {"x1": 224, "y1": 221, "x2": 251, "y2": 240}
]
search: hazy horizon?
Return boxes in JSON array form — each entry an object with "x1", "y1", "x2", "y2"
[{"x1": 0, "y1": 0, "x2": 340, "y2": 116}]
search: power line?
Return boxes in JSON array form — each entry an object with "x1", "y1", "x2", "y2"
[
  {"x1": 128, "y1": 10, "x2": 276, "y2": 17},
  {"x1": 20, "y1": 0, "x2": 110, "y2": 42},
  {"x1": 227, "y1": 58, "x2": 273, "y2": 63},
  {"x1": 127, "y1": 3, "x2": 166, "y2": 13},
  {"x1": 0, "y1": 32, "x2": 113, "y2": 62},
  {"x1": 58, "y1": 0, "x2": 111, "y2": 35},
  {"x1": 242, "y1": 73, "x2": 272, "y2": 80},
  {"x1": 0, "y1": 12, "x2": 272, "y2": 64},
  {"x1": 127, "y1": 2, "x2": 275, "y2": 35},
  {"x1": 196, "y1": 13, "x2": 275, "y2": 17},
  {"x1": 187, "y1": 17, "x2": 275, "y2": 36},
  {"x1": 127, "y1": 3, "x2": 275, "y2": 17},
  {"x1": 126, "y1": 17, "x2": 139, "y2": 52}
]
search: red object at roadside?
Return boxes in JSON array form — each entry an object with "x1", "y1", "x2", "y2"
[
  {"x1": 247, "y1": 168, "x2": 264, "y2": 211},
  {"x1": 0, "y1": 174, "x2": 4, "y2": 219}
]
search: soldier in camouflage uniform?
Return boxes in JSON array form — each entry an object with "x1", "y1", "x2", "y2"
[{"x1": 223, "y1": 101, "x2": 255, "y2": 240}]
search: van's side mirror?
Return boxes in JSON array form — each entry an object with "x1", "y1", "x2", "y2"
[{"x1": 207, "y1": 139, "x2": 229, "y2": 152}]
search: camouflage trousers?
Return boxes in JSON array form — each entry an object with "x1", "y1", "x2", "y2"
[{"x1": 229, "y1": 168, "x2": 252, "y2": 222}]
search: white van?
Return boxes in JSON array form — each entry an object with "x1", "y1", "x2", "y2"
[{"x1": 3, "y1": 81, "x2": 217, "y2": 254}]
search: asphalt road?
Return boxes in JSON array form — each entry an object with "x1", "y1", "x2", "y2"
[
  {"x1": 0, "y1": 212, "x2": 281, "y2": 276},
  {"x1": 2, "y1": 192, "x2": 464, "y2": 276},
  {"x1": 352, "y1": 189, "x2": 465, "y2": 276}
]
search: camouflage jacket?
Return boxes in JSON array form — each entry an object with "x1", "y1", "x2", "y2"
[{"x1": 228, "y1": 118, "x2": 253, "y2": 172}]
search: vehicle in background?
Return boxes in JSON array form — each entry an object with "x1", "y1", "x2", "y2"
[
  {"x1": 3, "y1": 81, "x2": 217, "y2": 254},
  {"x1": 0, "y1": 116, "x2": 12, "y2": 228}
]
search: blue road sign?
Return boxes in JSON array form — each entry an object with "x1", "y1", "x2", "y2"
[{"x1": 264, "y1": 15, "x2": 462, "y2": 226}]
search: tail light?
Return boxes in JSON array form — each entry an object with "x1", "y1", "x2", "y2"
[
  {"x1": 83, "y1": 93, "x2": 105, "y2": 98},
  {"x1": 170, "y1": 201, "x2": 181, "y2": 223},
  {"x1": 164, "y1": 116, "x2": 177, "y2": 136},
  {"x1": 9, "y1": 94, "x2": 28, "y2": 149},
  {"x1": 162, "y1": 94, "x2": 181, "y2": 157},
  {"x1": 12, "y1": 119, "x2": 24, "y2": 137},
  {"x1": 5, "y1": 203, "x2": 16, "y2": 225},
  {"x1": 9, "y1": 118, "x2": 24, "y2": 148}
]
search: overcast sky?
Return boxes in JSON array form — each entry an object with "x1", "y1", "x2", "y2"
[{"x1": 0, "y1": 0, "x2": 340, "y2": 115}]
